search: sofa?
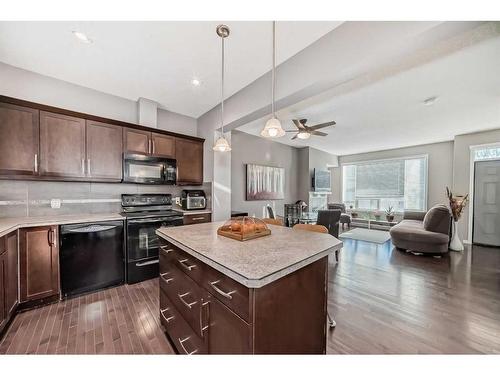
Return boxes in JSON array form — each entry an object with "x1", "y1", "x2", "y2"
[{"x1": 389, "y1": 204, "x2": 452, "y2": 254}]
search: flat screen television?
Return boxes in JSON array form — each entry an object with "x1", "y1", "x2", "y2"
[{"x1": 312, "y1": 168, "x2": 331, "y2": 192}]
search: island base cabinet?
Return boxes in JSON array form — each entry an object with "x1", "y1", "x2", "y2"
[
  {"x1": 159, "y1": 238, "x2": 328, "y2": 354},
  {"x1": 19, "y1": 226, "x2": 60, "y2": 305}
]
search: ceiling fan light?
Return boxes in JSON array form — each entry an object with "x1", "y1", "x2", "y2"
[
  {"x1": 261, "y1": 117, "x2": 285, "y2": 138},
  {"x1": 297, "y1": 132, "x2": 311, "y2": 140},
  {"x1": 212, "y1": 136, "x2": 232, "y2": 152}
]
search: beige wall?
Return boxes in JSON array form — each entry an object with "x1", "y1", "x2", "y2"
[
  {"x1": 331, "y1": 141, "x2": 454, "y2": 210},
  {"x1": 453, "y1": 128, "x2": 500, "y2": 241}
]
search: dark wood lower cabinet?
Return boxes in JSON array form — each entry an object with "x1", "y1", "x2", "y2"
[
  {"x1": 183, "y1": 213, "x2": 211, "y2": 225},
  {"x1": 19, "y1": 226, "x2": 60, "y2": 304},
  {"x1": 1, "y1": 231, "x2": 18, "y2": 334},
  {"x1": 159, "y1": 238, "x2": 328, "y2": 354}
]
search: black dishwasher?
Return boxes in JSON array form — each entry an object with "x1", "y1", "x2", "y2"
[{"x1": 60, "y1": 221, "x2": 125, "y2": 298}]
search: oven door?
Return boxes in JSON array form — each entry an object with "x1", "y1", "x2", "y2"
[{"x1": 126, "y1": 216, "x2": 183, "y2": 262}]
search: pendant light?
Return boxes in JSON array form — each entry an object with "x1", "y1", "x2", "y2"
[
  {"x1": 261, "y1": 21, "x2": 285, "y2": 138},
  {"x1": 213, "y1": 24, "x2": 232, "y2": 152}
]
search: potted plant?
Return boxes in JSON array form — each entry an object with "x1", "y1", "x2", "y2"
[
  {"x1": 446, "y1": 187, "x2": 469, "y2": 251},
  {"x1": 385, "y1": 206, "x2": 395, "y2": 222}
]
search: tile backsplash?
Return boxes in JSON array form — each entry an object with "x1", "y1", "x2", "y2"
[{"x1": 0, "y1": 180, "x2": 212, "y2": 218}]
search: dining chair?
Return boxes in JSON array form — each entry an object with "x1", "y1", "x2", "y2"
[
  {"x1": 262, "y1": 218, "x2": 283, "y2": 226},
  {"x1": 292, "y1": 223, "x2": 328, "y2": 233},
  {"x1": 266, "y1": 205, "x2": 275, "y2": 219},
  {"x1": 292, "y1": 223, "x2": 337, "y2": 328}
]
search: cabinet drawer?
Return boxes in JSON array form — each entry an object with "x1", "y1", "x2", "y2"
[
  {"x1": 160, "y1": 263, "x2": 208, "y2": 339},
  {"x1": 159, "y1": 289, "x2": 207, "y2": 354},
  {"x1": 202, "y1": 266, "x2": 250, "y2": 322},
  {"x1": 183, "y1": 213, "x2": 211, "y2": 225}
]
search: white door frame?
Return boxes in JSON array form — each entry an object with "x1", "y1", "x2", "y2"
[{"x1": 467, "y1": 142, "x2": 500, "y2": 243}]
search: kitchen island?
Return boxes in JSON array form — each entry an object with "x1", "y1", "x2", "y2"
[{"x1": 156, "y1": 221, "x2": 342, "y2": 354}]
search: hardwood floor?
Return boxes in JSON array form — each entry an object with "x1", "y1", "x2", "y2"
[
  {"x1": 0, "y1": 278, "x2": 174, "y2": 354},
  {"x1": 1, "y1": 239, "x2": 499, "y2": 354},
  {"x1": 328, "y1": 239, "x2": 500, "y2": 354}
]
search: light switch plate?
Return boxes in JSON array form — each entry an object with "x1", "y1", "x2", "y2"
[{"x1": 50, "y1": 199, "x2": 61, "y2": 209}]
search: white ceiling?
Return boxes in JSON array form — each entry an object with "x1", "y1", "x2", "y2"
[
  {"x1": 0, "y1": 21, "x2": 341, "y2": 118},
  {"x1": 238, "y1": 36, "x2": 500, "y2": 155}
]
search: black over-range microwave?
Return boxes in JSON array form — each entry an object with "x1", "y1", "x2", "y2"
[{"x1": 123, "y1": 153, "x2": 177, "y2": 185}]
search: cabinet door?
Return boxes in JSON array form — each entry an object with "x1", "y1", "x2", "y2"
[
  {"x1": 123, "y1": 128, "x2": 151, "y2": 154},
  {"x1": 151, "y1": 133, "x2": 175, "y2": 158},
  {"x1": 0, "y1": 253, "x2": 5, "y2": 327},
  {"x1": 20, "y1": 226, "x2": 59, "y2": 303},
  {"x1": 207, "y1": 297, "x2": 252, "y2": 354},
  {"x1": 0, "y1": 102, "x2": 39, "y2": 176},
  {"x1": 39, "y1": 111, "x2": 86, "y2": 178},
  {"x1": 176, "y1": 138, "x2": 204, "y2": 185},
  {"x1": 5, "y1": 232, "x2": 18, "y2": 317},
  {"x1": 86, "y1": 120, "x2": 123, "y2": 181}
]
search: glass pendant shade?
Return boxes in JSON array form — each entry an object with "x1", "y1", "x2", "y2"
[
  {"x1": 261, "y1": 117, "x2": 285, "y2": 138},
  {"x1": 296, "y1": 131, "x2": 311, "y2": 140},
  {"x1": 212, "y1": 135, "x2": 232, "y2": 152}
]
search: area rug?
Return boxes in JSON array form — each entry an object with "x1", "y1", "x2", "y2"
[{"x1": 339, "y1": 228, "x2": 391, "y2": 244}]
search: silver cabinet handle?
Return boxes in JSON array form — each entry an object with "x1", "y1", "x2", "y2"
[
  {"x1": 34, "y1": 153, "x2": 38, "y2": 173},
  {"x1": 152, "y1": 140, "x2": 155, "y2": 154},
  {"x1": 199, "y1": 300, "x2": 209, "y2": 337},
  {"x1": 160, "y1": 272, "x2": 173, "y2": 284},
  {"x1": 178, "y1": 336, "x2": 198, "y2": 355},
  {"x1": 210, "y1": 280, "x2": 236, "y2": 300},
  {"x1": 81, "y1": 159, "x2": 85, "y2": 174},
  {"x1": 178, "y1": 292, "x2": 197, "y2": 309},
  {"x1": 148, "y1": 139, "x2": 152, "y2": 154},
  {"x1": 191, "y1": 217, "x2": 205, "y2": 221},
  {"x1": 135, "y1": 259, "x2": 159, "y2": 267},
  {"x1": 160, "y1": 245, "x2": 173, "y2": 254},
  {"x1": 87, "y1": 159, "x2": 91, "y2": 176},
  {"x1": 178, "y1": 258, "x2": 196, "y2": 271},
  {"x1": 160, "y1": 307, "x2": 175, "y2": 323}
]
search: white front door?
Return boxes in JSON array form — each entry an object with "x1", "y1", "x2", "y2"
[{"x1": 473, "y1": 160, "x2": 500, "y2": 246}]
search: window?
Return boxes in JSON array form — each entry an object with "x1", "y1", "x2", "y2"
[
  {"x1": 474, "y1": 146, "x2": 500, "y2": 161},
  {"x1": 342, "y1": 155, "x2": 427, "y2": 212}
]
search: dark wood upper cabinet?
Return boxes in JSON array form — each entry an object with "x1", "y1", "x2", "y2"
[
  {"x1": 0, "y1": 102, "x2": 39, "y2": 176},
  {"x1": 151, "y1": 133, "x2": 175, "y2": 158},
  {"x1": 86, "y1": 120, "x2": 123, "y2": 181},
  {"x1": 123, "y1": 128, "x2": 151, "y2": 154},
  {"x1": 39, "y1": 111, "x2": 86, "y2": 179},
  {"x1": 176, "y1": 138, "x2": 204, "y2": 185},
  {"x1": 5, "y1": 231, "x2": 18, "y2": 317},
  {"x1": 19, "y1": 226, "x2": 59, "y2": 303}
]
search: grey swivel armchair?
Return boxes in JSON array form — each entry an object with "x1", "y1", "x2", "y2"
[{"x1": 328, "y1": 203, "x2": 351, "y2": 230}]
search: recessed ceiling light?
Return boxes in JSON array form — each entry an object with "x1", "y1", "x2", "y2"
[
  {"x1": 423, "y1": 96, "x2": 438, "y2": 106},
  {"x1": 72, "y1": 31, "x2": 93, "y2": 44},
  {"x1": 191, "y1": 78, "x2": 201, "y2": 86}
]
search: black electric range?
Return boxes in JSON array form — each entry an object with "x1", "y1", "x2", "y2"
[{"x1": 121, "y1": 194, "x2": 183, "y2": 284}]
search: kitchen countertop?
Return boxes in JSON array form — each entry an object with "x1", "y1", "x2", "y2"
[
  {"x1": 156, "y1": 221, "x2": 342, "y2": 288},
  {"x1": 0, "y1": 213, "x2": 125, "y2": 237},
  {"x1": 173, "y1": 208, "x2": 212, "y2": 215}
]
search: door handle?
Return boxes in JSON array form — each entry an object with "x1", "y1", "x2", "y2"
[
  {"x1": 47, "y1": 228, "x2": 55, "y2": 247},
  {"x1": 199, "y1": 300, "x2": 209, "y2": 337},
  {"x1": 152, "y1": 140, "x2": 155, "y2": 154},
  {"x1": 81, "y1": 159, "x2": 85, "y2": 175},
  {"x1": 87, "y1": 159, "x2": 91, "y2": 176},
  {"x1": 160, "y1": 307, "x2": 175, "y2": 323},
  {"x1": 34, "y1": 153, "x2": 38, "y2": 173},
  {"x1": 160, "y1": 272, "x2": 173, "y2": 284},
  {"x1": 135, "y1": 259, "x2": 159, "y2": 267}
]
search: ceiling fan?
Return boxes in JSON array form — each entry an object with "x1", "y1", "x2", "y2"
[{"x1": 286, "y1": 119, "x2": 336, "y2": 140}]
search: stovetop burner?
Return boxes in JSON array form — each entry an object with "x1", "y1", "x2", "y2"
[{"x1": 120, "y1": 193, "x2": 182, "y2": 219}]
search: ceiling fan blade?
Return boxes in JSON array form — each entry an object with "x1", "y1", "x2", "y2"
[
  {"x1": 292, "y1": 119, "x2": 306, "y2": 130},
  {"x1": 311, "y1": 131, "x2": 328, "y2": 136},
  {"x1": 309, "y1": 121, "x2": 336, "y2": 130},
  {"x1": 291, "y1": 134, "x2": 298, "y2": 140}
]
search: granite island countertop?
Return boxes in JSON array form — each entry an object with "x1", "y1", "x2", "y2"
[
  {"x1": 0, "y1": 213, "x2": 125, "y2": 237},
  {"x1": 156, "y1": 221, "x2": 342, "y2": 288}
]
